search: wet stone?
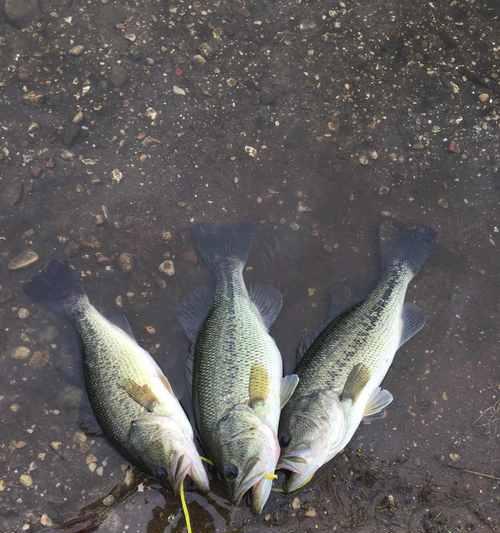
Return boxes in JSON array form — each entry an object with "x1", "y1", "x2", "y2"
[
  {"x1": 8, "y1": 250, "x2": 39, "y2": 270},
  {"x1": 19, "y1": 474, "x2": 33, "y2": 488},
  {"x1": 69, "y1": 45, "x2": 85, "y2": 56},
  {"x1": 18, "y1": 308, "x2": 30, "y2": 319},
  {"x1": 118, "y1": 253, "x2": 134, "y2": 272},
  {"x1": 11, "y1": 346, "x2": 31, "y2": 360},
  {"x1": 158, "y1": 259, "x2": 175, "y2": 276},
  {"x1": 291, "y1": 496, "x2": 301, "y2": 510}
]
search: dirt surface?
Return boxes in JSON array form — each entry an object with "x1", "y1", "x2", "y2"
[{"x1": 1, "y1": 1, "x2": 499, "y2": 532}]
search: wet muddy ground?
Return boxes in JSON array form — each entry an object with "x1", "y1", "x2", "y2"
[{"x1": 1, "y1": 1, "x2": 499, "y2": 532}]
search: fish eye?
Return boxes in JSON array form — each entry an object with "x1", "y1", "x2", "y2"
[
  {"x1": 279, "y1": 433, "x2": 292, "y2": 448},
  {"x1": 223, "y1": 463, "x2": 239, "y2": 480}
]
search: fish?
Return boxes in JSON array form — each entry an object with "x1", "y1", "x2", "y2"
[
  {"x1": 278, "y1": 220, "x2": 436, "y2": 492},
  {"x1": 24, "y1": 260, "x2": 209, "y2": 494},
  {"x1": 177, "y1": 224, "x2": 298, "y2": 513}
]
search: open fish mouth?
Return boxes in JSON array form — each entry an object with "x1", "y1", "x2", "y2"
[{"x1": 278, "y1": 454, "x2": 308, "y2": 473}]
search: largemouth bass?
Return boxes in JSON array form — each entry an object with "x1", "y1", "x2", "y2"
[
  {"x1": 278, "y1": 220, "x2": 435, "y2": 492},
  {"x1": 25, "y1": 260, "x2": 209, "y2": 494},
  {"x1": 178, "y1": 224, "x2": 298, "y2": 513}
]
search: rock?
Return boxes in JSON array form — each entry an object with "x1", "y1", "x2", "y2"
[
  {"x1": 359, "y1": 154, "x2": 369, "y2": 166},
  {"x1": 447, "y1": 141, "x2": 460, "y2": 153},
  {"x1": 449, "y1": 452, "x2": 461, "y2": 462},
  {"x1": 29, "y1": 350, "x2": 50, "y2": 368},
  {"x1": 479, "y1": 93, "x2": 490, "y2": 104},
  {"x1": 438, "y1": 198, "x2": 449, "y2": 208},
  {"x1": 118, "y1": 253, "x2": 134, "y2": 272},
  {"x1": 0, "y1": 480, "x2": 5, "y2": 491},
  {"x1": 111, "y1": 168, "x2": 123, "y2": 183},
  {"x1": 109, "y1": 64, "x2": 128, "y2": 88},
  {"x1": 60, "y1": 149, "x2": 75, "y2": 161},
  {"x1": 69, "y1": 45, "x2": 85, "y2": 56},
  {"x1": 19, "y1": 474, "x2": 33, "y2": 488},
  {"x1": 23, "y1": 91, "x2": 45, "y2": 105},
  {"x1": 12, "y1": 346, "x2": 31, "y2": 360},
  {"x1": 4, "y1": 0, "x2": 40, "y2": 28},
  {"x1": 72, "y1": 111, "x2": 84, "y2": 124},
  {"x1": 192, "y1": 54, "x2": 207, "y2": 65},
  {"x1": 8, "y1": 250, "x2": 39, "y2": 270},
  {"x1": 50, "y1": 441, "x2": 62, "y2": 451},
  {"x1": 304, "y1": 506, "x2": 317, "y2": 518},
  {"x1": 40, "y1": 514, "x2": 53, "y2": 527},
  {"x1": 291, "y1": 496, "x2": 301, "y2": 510},
  {"x1": 102, "y1": 495, "x2": 115, "y2": 507},
  {"x1": 158, "y1": 259, "x2": 175, "y2": 276},
  {"x1": 173, "y1": 85, "x2": 186, "y2": 96}
]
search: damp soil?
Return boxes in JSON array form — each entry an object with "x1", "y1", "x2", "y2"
[{"x1": 0, "y1": 1, "x2": 499, "y2": 532}]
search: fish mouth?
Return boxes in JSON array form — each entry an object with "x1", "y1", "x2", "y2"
[
  {"x1": 278, "y1": 454, "x2": 308, "y2": 474},
  {"x1": 171, "y1": 453, "x2": 192, "y2": 494},
  {"x1": 278, "y1": 453, "x2": 316, "y2": 493},
  {"x1": 233, "y1": 470, "x2": 263, "y2": 505}
]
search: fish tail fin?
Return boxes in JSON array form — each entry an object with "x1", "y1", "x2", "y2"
[
  {"x1": 191, "y1": 223, "x2": 256, "y2": 276},
  {"x1": 379, "y1": 220, "x2": 436, "y2": 275},
  {"x1": 24, "y1": 259, "x2": 87, "y2": 314}
]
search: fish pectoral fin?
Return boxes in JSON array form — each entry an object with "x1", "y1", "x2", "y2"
[
  {"x1": 249, "y1": 364, "x2": 271, "y2": 407},
  {"x1": 400, "y1": 303, "x2": 426, "y2": 347},
  {"x1": 341, "y1": 363, "x2": 371, "y2": 402},
  {"x1": 122, "y1": 379, "x2": 159, "y2": 412},
  {"x1": 280, "y1": 374, "x2": 299, "y2": 408},
  {"x1": 364, "y1": 387, "x2": 393, "y2": 417},
  {"x1": 249, "y1": 284, "x2": 283, "y2": 329}
]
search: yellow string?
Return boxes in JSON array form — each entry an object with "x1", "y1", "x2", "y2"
[
  {"x1": 263, "y1": 472, "x2": 278, "y2": 480},
  {"x1": 179, "y1": 479, "x2": 192, "y2": 533},
  {"x1": 200, "y1": 456, "x2": 214, "y2": 465}
]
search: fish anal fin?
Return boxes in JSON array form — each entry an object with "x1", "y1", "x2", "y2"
[
  {"x1": 249, "y1": 364, "x2": 270, "y2": 407},
  {"x1": 400, "y1": 303, "x2": 426, "y2": 347},
  {"x1": 364, "y1": 387, "x2": 393, "y2": 418},
  {"x1": 122, "y1": 379, "x2": 159, "y2": 412},
  {"x1": 249, "y1": 284, "x2": 283, "y2": 329},
  {"x1": 341, "y1": 363, "x2": 371, "y2": 402},
  {"x1": 280, "y1": 374, "x2": 299, "y2": 408}
]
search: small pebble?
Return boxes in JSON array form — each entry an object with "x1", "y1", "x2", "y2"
[
  {"x1": 173, "y1": 85, "x2": 186, "y2": 96},
  {"x1": 12, "y1": 346, "x2": 31, "y2": 360},
  {"x1": 124, "y1": 33, "x2": 136, "y2": 42},
  {"x1": 8, "y1": 250, "x2": 39, "y2": 270},
  {"x1": 40, "y1": 514, "x2": 53, "y2": 527},
  {"x1": 145, "y1": 325, "x2": 156, "y2": 335},
  {"x1": 72, "y1": 111, "x2": 84, "y2": 124},
  {"x1": 304, "y1": 507, "x2": 317, "y2": 518},
  {"x1": 29, "y1": 350, "x2": 49, "y2": 368},
  {"x1": 158, "y1": 259, "x2": 175, "y2": 276},
  {"x1": 290, "y1": 222, "x2": 300, "y2": 231},
  {"x1": 369, "y1": 150, "x2": 379, "y2": 160},
  {"x1": 359, "y1": 154, "x2": 369, "y2": 166},
  {"x1": 118, "y1": 253, "x2": 134, "y2": 272},
  {"x1": 192, "y1": 54, "x2": 207, "y2": 65},
  {"x1": 88, "y1": 462, "x2": 97, "y2": 473},
  {"x1": 438, "y1": 198, "x2": 449, "y2": 208},
  {"x1": 448, "y1": 142, "x2": 460, "y2": 154},
  {"x1": 18, "y1": 308, "x2": 30, "y2": 319},
  {"x1": 0, "y1": 480, "x2": 6, "y2": 491},
  {"x1": 111, "y1": 168, "x2": 123, "y2": 183},
  {"x1": 245, "y1": 145, "x2": 257, "y2": 158},
  {"x1": 50, "y1": 441, "x2": 62, "y2": 451},
  {"x1": 19, "y1": 474, "x2": 33, "y2": 487},
  {"x1": 449, "y1": 452, "x2": 461, "y2": 462},
  {"x1": 102, "y1": 494, "x2": 115, "y2": 506},
  {"x1": 479, "y1": 93, "x2": 489, "y2": 104},
  {"x1": 291, "y1": 496, "x2": 301, "y2": 510},
  {"x1": 60, "y1": 149, "x2": 75, "y2": 161},
  {"x1": 69, "y1": 45, "x2": 85, "y2": 56}
]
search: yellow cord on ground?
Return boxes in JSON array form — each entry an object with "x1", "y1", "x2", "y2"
[{"x1": 179, "y1": 479, "x2": 193, "y2": 533}]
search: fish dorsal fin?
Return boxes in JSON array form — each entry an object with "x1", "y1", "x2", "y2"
[
  {"x1": 249, "y1": 284, "x2": 283, "y2": 329},
  {"x1": 341, "y1": 363, "x2": 371, "y2": 403},
  {"x1": 108, "y1": 312, "x2": 136, "y2": 339},
  {"x1": 249, "y1": 364, "x2": 270, "y2": 407},
  {"x1": 122, "y1": 379, "x2": 159, "y2": 412},
  {"x1": 400, "y1": 303, "x2": 426, "y2": 347},
  {"x1": 177, "y1": 286, "x2": 214, "y2": 342},
  {"x1": 280, "y1": 374, "x2": 299, "y2": 408},
  {"x1": 364, "y1": 387, "x2": 393, "y2": 418}
]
